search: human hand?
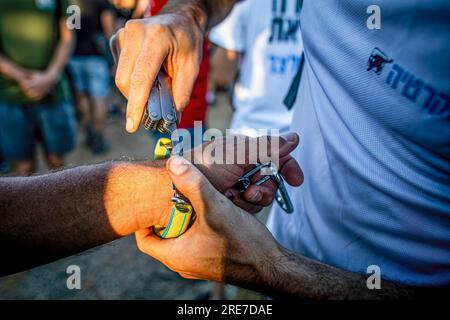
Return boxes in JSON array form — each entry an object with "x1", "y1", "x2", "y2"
[
  {"x1": 19, "y1": 71, "x2": 57, "y2": 101},
  {"x1": 136, "y1": 156, "x2": 281, "y2": 283},
  {"x1": 188, "y1": 133, "x2": 303, "y2": 213},
  {"x1": 112, "y1": 13, "x2": 204, "y2": 133}
]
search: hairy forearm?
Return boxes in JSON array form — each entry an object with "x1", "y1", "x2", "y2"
[
  {"x1": 162, "y1": 0, "x2": 240, "y2": 31},
  {"x1": 246, "y1": 246, "x2": 416, "y2": 300},
  {"x1": 0, "y1": 161, "x2": 173, "y2": 276}
]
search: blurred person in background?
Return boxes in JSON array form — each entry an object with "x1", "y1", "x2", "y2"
[
  {"x1": 112, "y1": 0, "x2": 148, "y2": 28},
  {"x1": 0, "y1": 0, "x2": 76, "y2": 175},
  {"x1": 147, "y1": 0, "x2": 210, "y2": 147},
  {"x1": 111, "y1": 0, "x2": 450, "y2": 299},
  {"x1": 209, "y1": 0, "x2": 302, "y2": 137},
  {"x1": 69, "y1": 0, "x2": 116, "y2": 154}
]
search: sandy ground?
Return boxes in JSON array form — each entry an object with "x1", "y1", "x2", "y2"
[{"x1": 0, "y1": 93, "x2": 266, "y2": 300}]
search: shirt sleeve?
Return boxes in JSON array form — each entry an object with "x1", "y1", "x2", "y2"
[{"x1": 208, "y1": 1, "x2": 249, "y2": 53}]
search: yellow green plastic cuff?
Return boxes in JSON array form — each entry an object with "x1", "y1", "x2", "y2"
[{"x1": 153, "y1": 138, "x2": 194, "y2": 239}]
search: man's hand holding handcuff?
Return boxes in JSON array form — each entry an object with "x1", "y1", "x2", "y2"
[
  {"x1": 136, "y1": 156, "x2": 290, "y2": 284},
  {"x1": 111, "y1": 9, "x2": 303, "y2": 233},
  {"x1": 112, "y1": 13, "x2": 204, "y2": 132},
  {"x1": 188, "y1": 133, "x2": 303, "y2": 213}
]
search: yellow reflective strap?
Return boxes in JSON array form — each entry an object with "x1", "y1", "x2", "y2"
[
  {"x1": 152, "y1": 205, "x2": 194, "y2": 239},
  {"x1": 153, "y1": 138, "x2": 194, "y2": 239}
]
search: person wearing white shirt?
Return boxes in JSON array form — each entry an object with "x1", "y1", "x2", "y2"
[{"x1": 209, "y1": 0, "x2": 303, "y2": 137}]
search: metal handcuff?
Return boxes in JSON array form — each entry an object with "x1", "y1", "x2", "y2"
[
  {"x1": 232, "y1": 162, "x2": 294, "y2": 214},
  {"x1": 110, "y1": 40, "x2": 293, "y2": 239},
  {"x1": 145, "y1": 72, "x2": 194, "y2": 239},
  {"x1": 145, "y1": 77, "x2": 294, "y2": 238}
]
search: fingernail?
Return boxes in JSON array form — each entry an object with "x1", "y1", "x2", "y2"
[
  {"x1": 283, "y1": 132, "x2": 297, "y2": 143},
  {"x1": 250, "y1": 191, "x2": 262, "y2": 202},
  {"x1": 126, "y1": 118, "x2": 134, "y2": 132},
  {"x1": 225, "y1": 190, "x2": 235, "y2": 201},
  {"x1": 168, "y1": 156, "x2": 190, "y2": 176}
]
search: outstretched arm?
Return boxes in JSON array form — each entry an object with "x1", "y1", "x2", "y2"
[
  {"x1": 0, "y1": 161, "x2": 174, "y2": 276},
  {"x1": 0, "y1": 134, "x2": 302, "y2": 276},
  {"x1": 137, "y1": 158, "x2": 420, "y2": 300}
]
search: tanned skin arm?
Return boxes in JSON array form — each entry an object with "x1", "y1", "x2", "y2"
[
  {"x1": 0, "y1": 161, "x2": 174, "y2": 276},
  {"x1": 0, "y1": 133, "x2": 301, "y2": 277},
  {"x1": 0, "y1": 0, "x2": 239, "y2": 275},
  {"x1": 113, "y1": 0, "x2": 240, "y2": 133},
  {"x1": 253, "y1": 247, "x2": 416, "y2": 300},
  {"x1": 136, "y1": 159, "x2": 438, "y2": 300}
]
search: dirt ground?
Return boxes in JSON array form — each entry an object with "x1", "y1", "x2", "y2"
[{"x1": 0, "y1": 93, "x2": 266, "y2": 300}]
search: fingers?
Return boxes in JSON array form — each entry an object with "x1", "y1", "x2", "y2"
[
  {"x1": 172, "y1": 57, "x2": 200, "y2": 112},
  {"x1": 280, "y1": 156, "x2": 304, "y2": 186},
  {"x1": 229, "y1": 133, "x2": 299, "y2": 167},
  {"x1": 126, "y1": 42, "x2": 168, "y2": 133},
  {"x1": 278, "y1": 132, "x2": 300, "y2": 158},
  {"x1": 264, "y1": 132, "x2": 302, "y2": 187},
  {"x1": 115, "y1": 23, "x2": 141, "y2": 99},
  {"x1": 113, "y1": 15, "x2": 204, "y2": 132},
  {"x1": 225, "y1": 189, "x2": 263, "y2": 214},
  {"x1": 167, "y1": 156, "x2": 220, "y2": 215},
  {"x1": 244, "y1": 184, "x2": 276, "y2": 207},
  {"x1": 115, "y1": 21, "x2": 163, "y2": 133},
  {"x1": 135, "y1": 228, "x2": 172, "y2": 265}
]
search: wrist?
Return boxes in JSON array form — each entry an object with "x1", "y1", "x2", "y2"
[
  {"x1": 45, "y1": 68, "x2": 60, "y2": 83},
  {"x1": 256, "y1": 243, "x2": 284, "y2": 282},
  {"x1": 104, "y1": 161, "x2": 174, "y2": 236},
  {"x1": 225, "y1": 232, "x2": 283, "y2": 293}
]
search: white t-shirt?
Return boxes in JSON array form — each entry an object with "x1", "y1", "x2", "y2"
[
  {"x1": 209, "y1": 0, "x2": 303, "y2": 136},
  {"x1": 268, "y1": 0, "x2": 450, "y2": 286}
]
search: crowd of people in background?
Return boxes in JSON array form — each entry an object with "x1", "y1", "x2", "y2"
[
  {"x1": 1, "y1": 0, "x2": 449, "y2": 300},
  {"x1": 0, "y1": 0, "x2": 300, "y2": 182},
  {"x1": 0, "y1": 0, "x2": 148, "y2": 175}
]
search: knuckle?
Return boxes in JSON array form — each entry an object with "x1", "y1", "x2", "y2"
[
  {"x1": 148, "y1": 23, "x2": 169, "y2": 37},
  {"x1": 153, "y1": 23, "x2": 166, "y2": 34},
  {"x1": 115, "y1": 74, "x2": 127, "y2": 92},
  {"x1": 125, "y1": 19, "x2": 143, "y2": 32}
]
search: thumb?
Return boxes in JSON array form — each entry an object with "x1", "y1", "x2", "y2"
[{"x1": 166, "y1": 156, "x2": 218, "y2": 215}]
